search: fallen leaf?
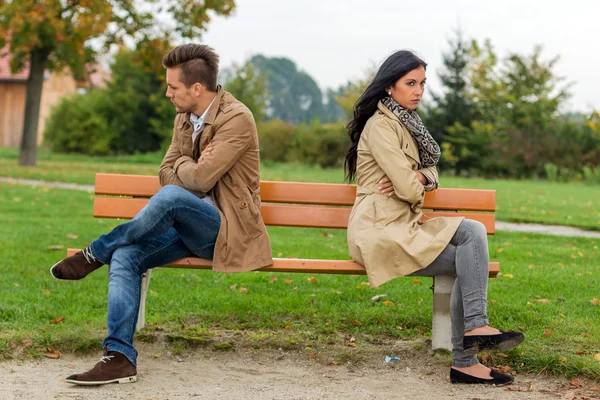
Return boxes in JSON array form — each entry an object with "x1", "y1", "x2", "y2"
[
  {"x1": 330, "y1": 361, "x2": 342, "y2": 365},
  {"x1": 320, "y1": 232, "x2": 333, "y2": 238},
  {"x1": 44, "y1": 347, "x2": 61, "y2": 359},
  {"x1": 66, "y1": 234, "x2": 79, "y2": 239},
  {"x1": 590, "y1": 298, "x2": 600, "y2": 305},
  {"x1": 284, "y1": 323, "x2": 292, "y2": 329},
  {"x1": 239, "y1": 287, "x2": 248, "y2": 294},
  {"x1": 345, "y1": 342, "x2": 357, "y2": 348},
  {"x1": 49, "y1": 316, "x2": 65, "y2": 325},
  {"x1": 481, "y1": 353, "x2": 494, "y2": 365},
  {"x1": 558, "y1": 356, "x2": 568, "y2": 363},
  {"x1": 47, "y1": 244, "x2": 65, "y2": 250},
  {"x1": 543, "y1": 329, "x2": 552, "y2": 337},
  {"x1": 411, "y1": 279, "x2": 421, "y2": 285},
  {"x1": 268, "y1": 276, "x2": 277, "y2": 283},
  {"x1": 350, "y1": 320, "x2": 363, "y2": 326},
  {"x1": 591, "y1": 386, "x2": 599, "y2": 391},
  {"x1": 307, "y1": 276, "x2": 317, "y2": 284},
  {"x1": 568, "y1": 378, "x2": 582, "y2": 388},
  {"x1": 562, "y1": 392, "x2": 576, "y2": 400},
  {"x1": 284, "y1": 279, "x2": 293, "y2": 285},
  {"x1": 493, "y1": 365, "x2": 511, "y2": 373},
  {"x1": 229, "y1": 284, "x2": 237, "y2": 291},
  {"x1": 503, "y1": 273, "x2": 514, "y2": 278},
  {"x1": 22, "y1": 339, "x2": 33, "y2": 349},
  {"x1": 42, "y1": 289, "x2": 51, "y2": 296},
  {"x1": 594, "y1": 354, "x2": 600, "y2": 362},
  {"x1": 152, "y1": 353, "x2": 162, "y2": 358},
  {"x1": 533, "y1": 298, "x2": 551, "y2": 303},
  {"x1": 382, "y1": 300, "x2": 394, "y2": 306}
]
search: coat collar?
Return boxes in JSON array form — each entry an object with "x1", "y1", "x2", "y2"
[{"x1": 177, "y1": 85, "x2": 226, "y2": 131}]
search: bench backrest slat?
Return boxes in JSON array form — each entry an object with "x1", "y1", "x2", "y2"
[
  {"x1": 95, "y1": 173, "x2": 496, "y2": 209},
  {"x1": 93, "y1": 197, "x2": 496, "y2": 233}
]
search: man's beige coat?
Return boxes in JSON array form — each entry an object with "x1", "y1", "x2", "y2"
[{"x1": 159, "y1": 87, "x2": 273, "y2": 272}]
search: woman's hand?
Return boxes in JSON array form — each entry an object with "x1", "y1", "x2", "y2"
[
  {"x1": 378, "y1": 176, "x2": 394, "y2": 196},
  {"x1": 415, "y1": 170, "x2": 428, "y2": 185}
]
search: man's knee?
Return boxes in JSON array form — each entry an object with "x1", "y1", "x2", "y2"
[{"x1": 110, "y1": 247, "x2": 140, "y2": 276}]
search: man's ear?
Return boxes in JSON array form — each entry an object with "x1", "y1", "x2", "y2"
[{"x1": 191, "y1": 82, "x2": 204, "y2": 97}]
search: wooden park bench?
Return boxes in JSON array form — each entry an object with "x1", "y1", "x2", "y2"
[{"x1": 68, "y1": 173, "x2": 499, "y2": 352}]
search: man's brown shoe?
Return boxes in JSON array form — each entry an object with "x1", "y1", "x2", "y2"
[
  {"x1": 65, "y1": 350, "x2": 137, "y2": 386},
  {"x1": 50, "y1": 247, "x2": 104, "y2": 281}
]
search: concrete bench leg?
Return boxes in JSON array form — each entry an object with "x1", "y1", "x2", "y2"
[
  {"x1": 136, "y1": 269, "x2": 152, "y2": 331},
  {"x1": 431, "y1": 275, "x2": 454, "y2": 351}
]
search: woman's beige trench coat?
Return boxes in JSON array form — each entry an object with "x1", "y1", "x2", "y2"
[{"x1": 347, "y1": 101, "x2": 464, "y2": 287}]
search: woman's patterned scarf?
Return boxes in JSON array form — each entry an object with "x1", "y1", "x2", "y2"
[{"x1": 381, "y1": 96, "x2": 440, "y2": 167}]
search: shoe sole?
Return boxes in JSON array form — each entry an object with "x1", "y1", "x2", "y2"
[
  {"x1": 450, "y1": 377, "x2": 514, "y2": 386},
  {"x1": 463, "y1": 335, "x2": 525, "y2": 355},
  {"x1": 65, "y1": 375, "x2": 137, "y2": 385}
]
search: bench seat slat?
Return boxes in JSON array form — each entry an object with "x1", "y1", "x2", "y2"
[
  {"x1": 94, "y1": 174, "x2": 496, "y2": 211},
  {"x1": 66, "y1": 248, "x2": 500, "y2": 277},
  {"x1": 93, "y1": 197, "x2": 496, "y2": 233}
]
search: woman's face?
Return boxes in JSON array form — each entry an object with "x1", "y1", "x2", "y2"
[{"x1": 388, "y1": 65, "x2": 426, "y2": 110}]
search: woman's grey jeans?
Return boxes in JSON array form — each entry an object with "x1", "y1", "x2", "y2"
[{"x1": 410, "y1": 219, "x2": 490, "y2": 367}]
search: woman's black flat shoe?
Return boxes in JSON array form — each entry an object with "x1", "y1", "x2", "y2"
[
  {"x1": 463, "y1": 331, "x2": 525, "y2": 354},
  {"x1": 450, "y1": 368, "x2": 514, "y2": 385}
]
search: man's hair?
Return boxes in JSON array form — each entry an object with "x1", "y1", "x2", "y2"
[{"x1": 162, "y1": 44, "x2": 219, "y2": 91}]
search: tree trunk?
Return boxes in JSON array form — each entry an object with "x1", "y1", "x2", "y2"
[{"x1": 19, "y1": 47, "x2": 50, "y2": 166}]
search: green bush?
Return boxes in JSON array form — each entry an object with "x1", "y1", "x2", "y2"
[
  {"x1": 289, "y1": 122, "x2": 349, "y2": 168},
  {"x1": 256, "y1": 119, "x2": 297, "y2": 162},
  {"x1": 44, "y1": 90, "x2": 114, "y2": 155}
]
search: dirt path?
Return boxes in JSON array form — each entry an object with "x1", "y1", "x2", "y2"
[{"x1": 1, "y1": 342, "x2": 595, "y2": 400}]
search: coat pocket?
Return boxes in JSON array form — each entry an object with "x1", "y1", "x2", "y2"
[
  {"x1": 235, "y1": 200, "x2": 263, "y2": 239},
  {"x1": 373, "y1": 198, "x2": 406, "y2": 227}
]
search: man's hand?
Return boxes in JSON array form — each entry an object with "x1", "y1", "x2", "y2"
[
  {"x1": 378, "y1": 176, "x2": 394, "y2": 196},
  {"x1": 201, "y1": 141, "x2": 214, "y2": 158}
]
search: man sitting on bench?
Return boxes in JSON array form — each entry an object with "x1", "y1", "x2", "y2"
[{"x1": 50, "y1": 44, "x2": 273, "y2": 386}]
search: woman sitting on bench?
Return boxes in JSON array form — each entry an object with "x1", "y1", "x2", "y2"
[{"x1": 344, "y1": 49, "x2": 524, "y2": 385}]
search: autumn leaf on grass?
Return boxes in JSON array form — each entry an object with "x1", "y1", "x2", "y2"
[
  {"x1": 503, "y1": 273, "x2": 514, "y2": 278},
  {"x1": 543, "y1": 329, "x2": 552, "y2": 337},
  {"x1": 66, "y1": 234, "x2": 79, "y2": 239},
  {"x1": 268, "y1": 276, "x2": 277, "y2": 283},
  {"x1": 558, "y1": 356, "x2": 568, "y2": 363},
  {"x1": 229, "y1": 284, "x2": 237, "y2": 291},
  {"x1": 492, "y1": 365, "x2": 511, "y2": 373},
  {"x1": 307, "y1": 276, "x2": 317, "y2": 284},
  {"x1": 22, "y1": 339, "x2": 33, "y2": 349},
  {"x1": 568, "y1": 378, "x2": 582, "y2": 388},
  {"x1": 49, "y1": 316, "x2": 65, "y2": 325},
  {"x1": 594, "y1": 354, "x2": 600, "y2": 363},
  {"x1": 532, "y1": 299, "x2": 551, "y2": 304},
  {"x1": 44, "y1": 347, "x2": 61, "y2": 359},
  {"x1": 239, "y1": 287, "x2": 248, "y2": 294},
  {"x1": 47, "y1": 244, "x2": 65, "y2": 250},
  {"x1": 350, "y1": 320, "x2": 363, "y2": 326},
  {"x1": 590, "y1": 298, "x2": 600, "y2": 305},
  {"x1": 382, "y1": 300, "x2": 394, "y2": 306},
  {"x1": 411, "y1": 279, "x2": 421, "y2": 285},
  {"x1": 284, "y1": 279, "x2": 293, "y2": 285}
]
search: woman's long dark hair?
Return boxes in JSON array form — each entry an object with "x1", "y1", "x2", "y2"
[{"x1": 344, "y1": 50, "x2": 427, "y2": 182}]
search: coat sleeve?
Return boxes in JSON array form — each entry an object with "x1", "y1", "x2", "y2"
[
  {"x1": 367, "y1": 118, "x2": 425, "y2": 207},
  {"x1": 419, "y1": 166, "x2": 439, "y2": 192},
  {"x1": 158, "y1": 117, "x2": 187, "y2": 188},
  {"x1": 174, "y1": 111, "x2": 256, "y2": 193}
]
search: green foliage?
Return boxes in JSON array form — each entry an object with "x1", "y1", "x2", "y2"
[
  {"x1": 251, "y1": 55, "x2": 325, "y2": 124},
  {"x1": 289, "y1": 123, "x2": 349, "y2": 168},
  {"x1": 256, "y1": 119, "x2": 297, "y2": 162},
  {"x1": 44, "y1": 90, "x2": 113, "y2": 155},
  {"x1": 44, "y1": 45, "x2": 175, "y2": 155},
  {"x1": 223, "y1": 60, "x2": 268, "y2": 122}
]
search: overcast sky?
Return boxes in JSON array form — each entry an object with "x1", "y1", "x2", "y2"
[{"x1": 200, "y1": 0, "x2": 599, "y2": 112}]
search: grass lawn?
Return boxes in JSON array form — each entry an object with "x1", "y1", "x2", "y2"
[
  {"x1": 1, "y1": 182, "x2": 599, "y2": 378},
  {"x1": 1, "y1": 148, "x2": 599, "y2": 230}
]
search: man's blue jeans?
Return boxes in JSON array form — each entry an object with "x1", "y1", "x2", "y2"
[{"x1": 89, "y1": 185, "x2": 221, "y2": 365}]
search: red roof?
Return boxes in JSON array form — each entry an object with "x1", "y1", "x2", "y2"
[{"x1": 0, "y1": 52, "x2": 29, "y2": 81}]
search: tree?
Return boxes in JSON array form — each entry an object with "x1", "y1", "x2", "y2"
[
  {"x1": 423, "y1": 28, "x2": 473, "y2": 144},
  {"x1": 250, "y1": 55, "x2": 324, "y2": 124},
  {"x1": 0, "y1": 0, "x2": 235, "y2": 166},
  {"x1": 223, "y1": 59, "x2": 268, "y2": 122}
]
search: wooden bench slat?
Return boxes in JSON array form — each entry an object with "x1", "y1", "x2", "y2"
[
  {"x1": 94, "y1": 174, "x2": 496, "y2": 211},
  {"x1": 67, "y1": 248, "x2": 500, "y2": 277},
  {"x1": 93, "y1": 197, "x2": 496, "y2": 233}
]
